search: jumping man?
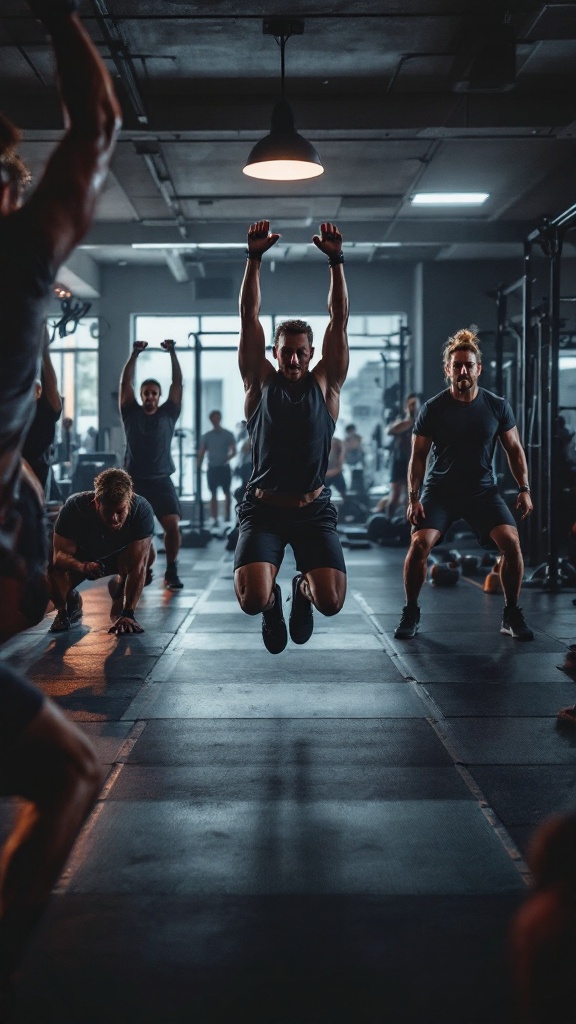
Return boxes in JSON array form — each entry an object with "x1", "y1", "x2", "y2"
[{"x1": 234, "y1": 220, "x2": 349, "y2": 653}]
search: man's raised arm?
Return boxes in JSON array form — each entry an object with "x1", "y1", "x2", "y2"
[
  {"x1": 120, "y1": 341, "x2": 147, "y2": 410},
  {"x1": 162, "y1": 340, "x2": 183, "y2": 407},
  {"x1": 238, "y1": 220, "x2": 279, "y2": 396},
  {"x1": 25, "y1": 0, "x2": 121, "y2": 271},
  {"x1": 312, "y1": 223, "x2": 349, "y2": 412}
]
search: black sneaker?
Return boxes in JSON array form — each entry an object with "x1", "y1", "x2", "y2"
[
  {"x1": 262, "y1": 583, "x2": 287, "y2": 654},
  {"x1": 394, "y1": 605, "x2": 420, "y2": 639},
  {"x1": 49, "y1": 610, "x2": 71, "y2": 633},
  {"x1": 164, "y1": 567, "x2": 183, "y2": 591},
  {"x1": 66, "y1": 589, "x2": 83, "y2": 624},
  {"x1": 289, "y1": 574, "x2": 314, "y2": 645},
  {"x1": 500, "y1": 605, "x2": 534, "y2": 641}
]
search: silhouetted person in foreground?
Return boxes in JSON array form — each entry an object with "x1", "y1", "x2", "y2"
[
  {"x1": 0, "y1": 0, "x2": 120, "y2": 1010},
  {"x1": 509, "y1": 813, "x2": 576, "y2": 1023},
  {"x1": 21, "y1": 328, "x2": 62, "y2": 489}
]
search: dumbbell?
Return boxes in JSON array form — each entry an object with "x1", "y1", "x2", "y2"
[{"x1": 460, "y1": 555, "x2": 480, "y2": 577}]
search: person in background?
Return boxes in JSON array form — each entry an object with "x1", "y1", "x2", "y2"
[
  {"x1": 325, "y1": 435, "x2": 347, "y2": 499},
  {"x1": 386, "y1": 393, "x2": 419, "y2": 519},
  {"x1": 48, "y1": 468, "x2": 154, "y2": 636},
  {"x1": 82, "y1": 425, "x2": 98, "y2": 453},
  {"x1": 343, "y1": 423, "x2": 365, "y2": 494},
  {"x1": 395, "y1": 328, "x2": 533, "y2": 642},
  {"x1": 119, "y1": 339, "x2": 184, "y2": 590},
  {"x1": 197, "y1": 410, "x2": 237, "y2": 526}
]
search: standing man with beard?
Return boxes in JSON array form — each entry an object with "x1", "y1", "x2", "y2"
[
  {"x1": 394, "y1": 328, "x2": 534, "y2": 641},
  {"x1": 120, "y1": 339, "x2": 184, "y2": 590}
]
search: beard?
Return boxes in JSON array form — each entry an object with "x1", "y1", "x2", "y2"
[{"x1": 456, "y1": 378, "x2": 473, "y2": 392}]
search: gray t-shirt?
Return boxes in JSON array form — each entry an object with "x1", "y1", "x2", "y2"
[
  {"x1": 200, "y1": 427, "x2": 236, "y2": 467},
  {"x1": 414, "y1": 387, "x2": 516, "y2": 496},
  {"x1": 122, "y1": 399, "x2": 180, "y2": 479}
]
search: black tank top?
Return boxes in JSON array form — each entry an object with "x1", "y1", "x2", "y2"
[{"x1": 247, "y1": 371, "x2": 335, "y2": 494}]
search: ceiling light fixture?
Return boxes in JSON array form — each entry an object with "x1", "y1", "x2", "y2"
[
  {"x1": 411, "y1": 192, "x2": 489, "y2": 206},
  {"x1": 131, "y1": 243, "x2": 247, "y2": 250},
  {"x1": 243, "y1": 18, "x2": 323, "y2": 182}
]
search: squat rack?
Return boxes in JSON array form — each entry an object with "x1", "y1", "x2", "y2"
[{"x1": 495, "y1": 202, "x2": 576, "y2": 589}]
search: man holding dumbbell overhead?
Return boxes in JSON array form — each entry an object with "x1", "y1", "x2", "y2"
[
  {"x1": 235, "y1": 220, "x2": 349, "y2": 654},
  {"x1": 394, "y1": 328, "x2": 534, "y2": 641},
  {"x1": 120, "y1": 339, "x2": 184, "y2": 590}
]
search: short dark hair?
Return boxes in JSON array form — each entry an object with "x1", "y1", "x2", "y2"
[
  {"x1": 140, "y1": 378, "x2": 162, "y2": 395},
  {"x1": 94, "y1": 468, "x2": 134, "y2": 506},
  {"x1": 274, "y1": 319, "x2": 313, "y2": 348},
  {"x1": 209, "y1": 409, "x2": 221, "y2": 419},
  {"x1": 0, "y1": 114, "x2": 31, "y2": 195}
]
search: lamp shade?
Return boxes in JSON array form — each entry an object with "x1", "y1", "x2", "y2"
[{"x1": 243, "y1": 99, "x2": 323, "y2": 181}]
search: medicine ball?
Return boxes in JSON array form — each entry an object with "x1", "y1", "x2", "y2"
[{"x1": 430, "y1": 563, "x2": 459, "y2": 587}]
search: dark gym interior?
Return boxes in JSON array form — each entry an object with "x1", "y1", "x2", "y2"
[{"x1": 1, "y1": 3, "x2": 576, "y2": 1022}]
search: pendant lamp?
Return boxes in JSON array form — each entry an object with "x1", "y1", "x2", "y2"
[{"x1": 243, "y1": 27, "x2": 323, "y2": 182}]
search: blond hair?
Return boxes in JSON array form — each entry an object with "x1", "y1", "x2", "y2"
[
  {"x1": 443, "y1": 328, "x2": 482, "y2": 368},
  {"x1": 94, "y1": 468, "x2": 134, "y2": 506}
]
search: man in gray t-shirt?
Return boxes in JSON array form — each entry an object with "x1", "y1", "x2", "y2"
[
  {"x1": 197, "y1": 410, "x2": 236, "y2": 524},
  {"x1": 120, "y1": 339, "x2": 184, "y2": 590}
]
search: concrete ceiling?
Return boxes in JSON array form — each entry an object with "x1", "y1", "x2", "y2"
[{"x1": 3, "y1": 1, "x2": 576, "y2": 291}]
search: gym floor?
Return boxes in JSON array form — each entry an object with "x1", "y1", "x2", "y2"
[{"x1": 1, "y1": 539, "x2": 575, "y2": 1024}]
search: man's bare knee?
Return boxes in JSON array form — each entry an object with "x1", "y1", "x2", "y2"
[
  {"x1": 236, "y1": 592, "x2": 269, "y2": 616},
  {"x1": 409, "y1": 536, "x2": 432, "y2": 562},
  {"x1": 234, "y1": 579, "x2": 271, "y2": 615},
  {"x1": 316, "y1": 592, "x2": 344, "y2": 616},
  {"x1": 306, "y1": 572, "x2": 346, "y2": 616}
]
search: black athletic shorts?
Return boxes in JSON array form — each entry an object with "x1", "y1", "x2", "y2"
[
  {"x1": 207, "y1": 465, "x2": 232, "y2": 496},
  {"x1": 413, "y1": 486, "x2": 516, "y2": 548},
  {"x1": 234, "y1": 487, "x2": 346, "y2": 574},
  {"x1": 391, "y1": 457, "x2": 409, "y2": 484},
  {"x1": 131, "y1": 476, "x2": 181, "y2": 521},
  {"x1": 0, "y1": 663, "x2": 44, "y2": 751}
]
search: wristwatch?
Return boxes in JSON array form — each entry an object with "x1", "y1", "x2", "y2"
[{"x1": 518, "y1": 485, "x2": 530, "y2": 493}]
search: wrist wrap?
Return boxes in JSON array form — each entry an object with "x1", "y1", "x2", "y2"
[
  {"x1": 122, "y1": 607, "x2": 136, "y2": 620},
  {"x1": 245, "y1": 249, "x2": 262, "y2": 262}
]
